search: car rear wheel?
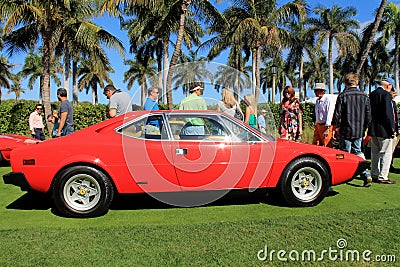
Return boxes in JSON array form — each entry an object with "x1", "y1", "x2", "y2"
[
  {"x1": 53, "y1": 166, "x2": 114, "y2": 218},
  {"x1": 279, "y1": 157, "x2": 329, "y2": 207}
]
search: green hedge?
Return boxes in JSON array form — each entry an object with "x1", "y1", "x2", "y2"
[
  {"x1": 0, "y1": 100, "x2": 108, "y2": 136},
  {"x1": 0, "y1": 101, "x2": 318, "y2": 137}
]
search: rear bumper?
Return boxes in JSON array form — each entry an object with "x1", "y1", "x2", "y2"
[
  {"x1": 352, "y1": 160, "x2": 370, "y2": 178},
  {"x1": 3, "y1": 172, "x2": 31, "y2": 191}
]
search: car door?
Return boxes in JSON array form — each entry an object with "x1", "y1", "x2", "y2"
[
  {"x1": 118, "y1": 114, "x2": 181, "y2": 193},
  {"x1": 166, "y1": 113, "x2": 274, "y2": 191}
]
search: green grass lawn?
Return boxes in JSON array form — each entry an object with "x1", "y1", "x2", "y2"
[{"x1": 1, "y1": 161, "x2": 399, "y2": 266}]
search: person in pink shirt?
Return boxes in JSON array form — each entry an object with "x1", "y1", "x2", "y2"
[{"x1": 29, "y1": 104, "x2": 45, "y2": 141}]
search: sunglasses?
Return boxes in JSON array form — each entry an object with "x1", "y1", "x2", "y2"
[{"x1": 152, "y1": 91, "x2": 159, "y2": 94}]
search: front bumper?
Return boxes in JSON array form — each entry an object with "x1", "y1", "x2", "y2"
[
  {"x1": 352, "y1": 160, "x2": 370, "y2": 178},
  {"x1": 3, "y1": 172, "x2": 31, "y2": 191}
]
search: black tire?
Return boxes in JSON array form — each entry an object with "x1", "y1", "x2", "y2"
[
  {"x1": 279, "y1": 157, "x2": 329, "y2": 207},
  {"x1": 52, "y1": 166, "x2": 114, "y2": 218}
]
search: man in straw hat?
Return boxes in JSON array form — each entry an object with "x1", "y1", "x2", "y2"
[{"x1": 312, "y1": 82, "x2": 337, "y2": 147}]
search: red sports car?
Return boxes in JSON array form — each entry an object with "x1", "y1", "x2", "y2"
[{"x1": 2, "y1": 110, "x2": 368, "y2": 217}]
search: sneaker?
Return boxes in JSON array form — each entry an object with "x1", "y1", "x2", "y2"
[{"x1": 364, "y1": 177, "x2": 372, "y2": 187}]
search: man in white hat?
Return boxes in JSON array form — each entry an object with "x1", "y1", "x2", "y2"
[
  {"x1": 312, "y1": 82, "x2": 337, "y2": 147},
  {"x1": 179, "y1": 84, "x2": 207, "y2": 135}
]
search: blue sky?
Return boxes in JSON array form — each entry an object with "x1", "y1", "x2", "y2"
[{"x1": 2, "y1": 0, "x2": 397, "y2": 104}]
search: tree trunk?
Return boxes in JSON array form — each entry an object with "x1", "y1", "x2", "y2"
[
  {"x1": 72, "y1": 60, "x2": 79, "y2": 105},
  {"x1": 234, "y1": 47, "x2": 240, "y2": 101},
  {"x1": 299, "y1": 57, "x2": 305, "y2": 101},
  {"x1": 141, "y1": 79, "x2": 146, "y2": 106},
  {"x1": 64, "y1": 52, "x2": 71, "y2": 99},
  {"x1": 157, "y1": 43, "x2": 163, "y2": 103},
  {"x1": 166, "y1": 2, "x2": 187, "y2": 110},
  {"x1": 272, "y1": 75, "x2": 276, "y2": 104},
  {"x1": 328, "y1": 35, "x2": 334, "y2": 94},
  {"x1": 254, "y1": 46, "x2": 261, "y2": 105},
  {"x1": 91, "y1": 81, "x2": 98, "y2": 105},
  {"x1": 395, "y1": 42, "x2": 399, "y2": 94},
  {"x1": 39, "y1": 76, "x2": 43, "y2": 104},
  {"x1": 42, "y1": 33, "x2": 54, "y2": 134},
  {"x1": 163, "y1": 40, "x2": 170, "y2": 105},
  {"x1": 252, "y1": 48, "x2": 256, "y2": 96},
  {"x1": 356, "y1": 0, "x2": 387, "y2": 76}
]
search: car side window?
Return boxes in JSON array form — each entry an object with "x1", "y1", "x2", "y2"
[
  {"x1": 118, "y1": 115, "x2": 165, "y2": 140},
  {"x1": 219, "y1": 117, "x2": 262, "y2": 142},
  {"x1": 166, "y1": 115, "x2": 230, "y2": 141}
]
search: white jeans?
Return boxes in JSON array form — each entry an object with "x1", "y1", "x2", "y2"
[{"x1": 370, "y1": 137, "x2": 393, "y2": 180}]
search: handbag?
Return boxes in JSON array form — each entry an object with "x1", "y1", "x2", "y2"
[{"x1": 234, "y1": 104, "x2": 244, "y2": 121}]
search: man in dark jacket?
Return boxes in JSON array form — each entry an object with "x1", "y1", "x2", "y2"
[
  {"x1": 368, "y1": 78, "x2": 397, "y2": 184},
  {"x1": 332, "y1": 73, "x2": 372, "y2": 186}
]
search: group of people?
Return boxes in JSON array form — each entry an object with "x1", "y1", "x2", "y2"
[
  {"x1": 28, "y1": 77, "x2": 399, "y2": 187},
  {"x1": 29, "y1": 88, "x2": 74, "y2": 140},
  {"x1": 29, "y1": 84, "x2": 133, "y2": 141},
  {"x1": 310, "y1": 73, "x2": 397, "y2": 186}
]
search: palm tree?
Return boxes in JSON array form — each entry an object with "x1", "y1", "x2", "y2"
[
  {"x1": 285, "y1": 18, "x2": 317, "y2": 101},
  {"x1": 355, "y1": 0, "x2": 387, "y2": 77},
  {"x1": 124, "y1": 55, "x2": 158, "y2": 106},
  {"x1": 0, "y1": 55, "x2": 13, "y2": 104},
  {"x1": 78, "y1": 56, "x2": 114, "y2": 105},
  {"x1": 58, "y1": 16, "x2": 124, "y2": 104},
  {"x1": 201, "y1": 17, "x2": 251, "y2": 102},
  {"x1": 123, "y1": 1, "x2": 205, "y2": 106},
  {"x1": 19, "y1": 51, "x2": 62, "y2": 102},
  {"x1": 366, "y1": 39, "x2": 390, "y2": 93},
  {"x1": 379, "y1": 2, "x2": 400, "y2": 91},
  {"x1": 0, "y1": 0, "x2": 99, "y2": 130},
  {"x1": 164, "y1": 0, "x2": 223, "y2": 109},
  {"x1": 215, "y1": 64, "x2": 251, "y2": 100},
  {"x1": 217, "y1": 0, "x2": 306, "y2": 104},
  {"x1": 308, "y1": 5, "x2": 360, "y2": 93},
  {"x1": 8, "y1": 74, "x2": 25, "y2": 102},
  {"x1": 172, "y1": 51, "x2": 214, "y2": 96}
]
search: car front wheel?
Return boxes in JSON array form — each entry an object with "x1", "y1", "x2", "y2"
[
  {"x1": 52, "y1": 166, "x2": 114, "y2": 218},
  {"x1": 279, "y1": 157, "x2": 329, "y2": 207}
]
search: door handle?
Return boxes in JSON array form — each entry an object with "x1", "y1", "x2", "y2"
[{"x1": 175, "y1": 148, "x2": 188, "y2": 155}]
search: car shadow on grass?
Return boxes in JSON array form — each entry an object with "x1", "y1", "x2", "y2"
[
  {"x1": 346, "y1": 177, "x2": 369, "y2": 188},
  {"x1": 110, "y1": 189, "x2": 290, "y2": 210},
  {"x1": 6, "y1": 188, "x2": 339, "y2": 216},
  {"x1": 6, "y1": 191, "x2": 52, "y2": 210}
]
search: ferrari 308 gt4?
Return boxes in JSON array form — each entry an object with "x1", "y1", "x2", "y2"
[{"x1": 2, "y1": 110, "x2": 368, "y2": 217}]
